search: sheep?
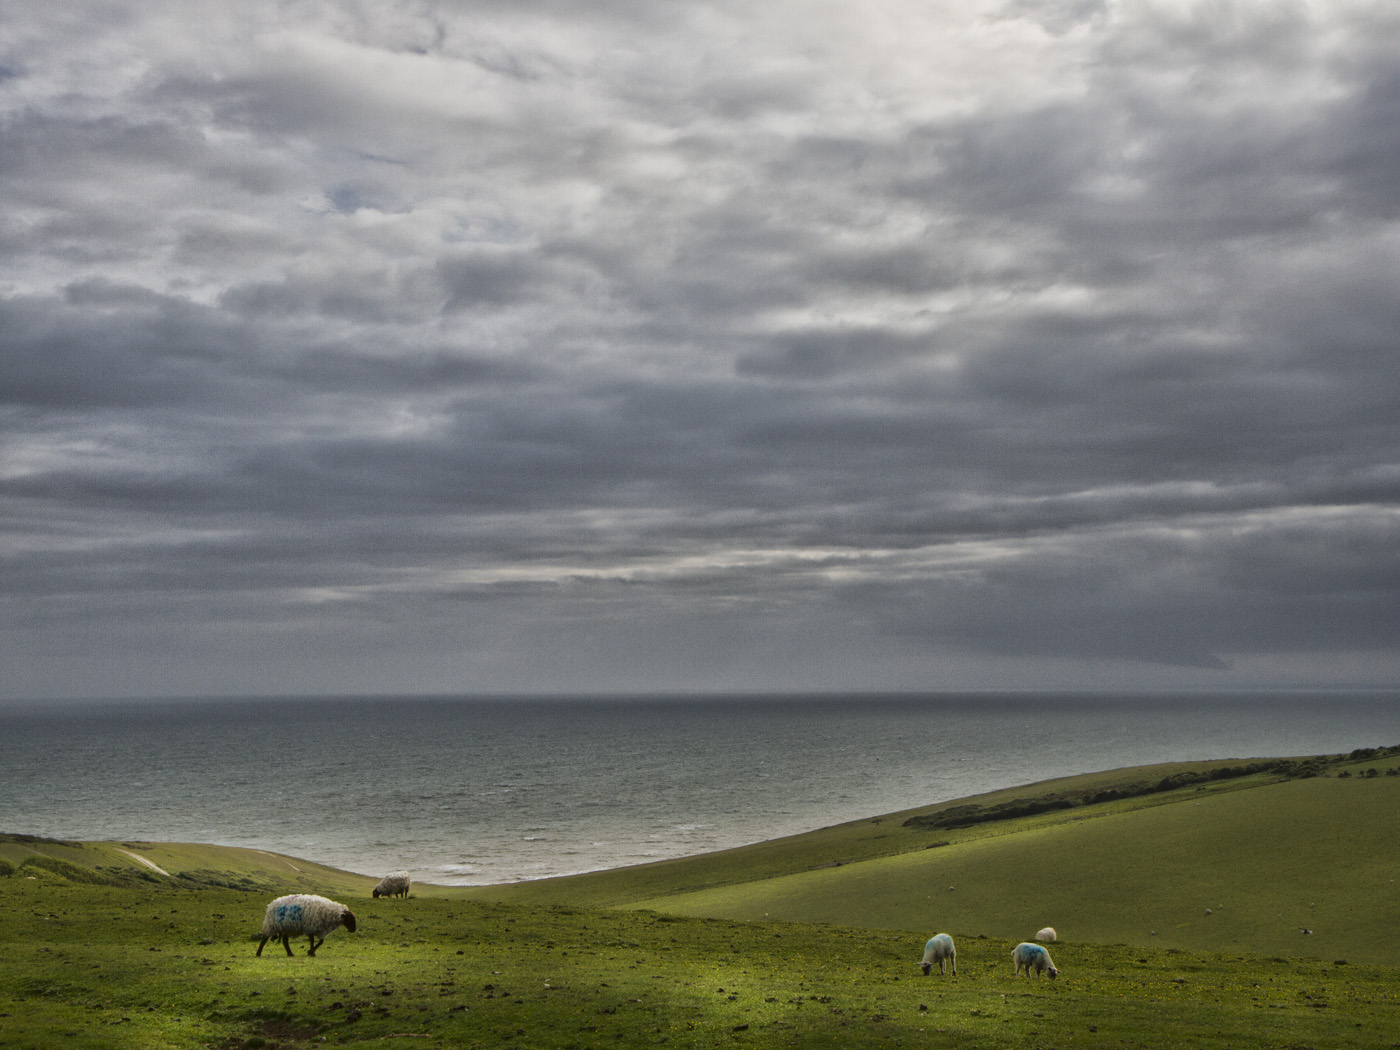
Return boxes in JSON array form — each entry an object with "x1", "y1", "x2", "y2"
[
  {"x1": 256, "y1": 894, "x2": 357, "y2": 957},
  {"x1": 1035, "y1": 926, "x2": 1057, "y2": 942},
  {"x1": 920, "y1": 933, "x2": 957, "y2": 976},
  {"x1": 1012, "y1": 941, "x2": 1059, "y2": 979},
  {"x1": 372, "y1": 870, "x2": 411, "y2": 899}
]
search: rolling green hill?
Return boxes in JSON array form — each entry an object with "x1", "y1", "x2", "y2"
[
  {"x1": 461, "y1": 749, "x2": 1400, "y2": 964},
  {"x1": 6, "y1": 747, "x2": 1398, "y2": 965},
  {"x1": 0, "y1": 835, "x2": 379, "y2": 897},
  {"x1": 5, "y1": 747, "x2": 1400, "y2": 1048},
  {"x1": 623, "y1": 773, "x2": 1399, "y2": 960}
]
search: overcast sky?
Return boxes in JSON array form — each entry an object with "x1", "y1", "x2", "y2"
[{"x1": 3, "y1": 0, "x2": 1399, "y2": 701}]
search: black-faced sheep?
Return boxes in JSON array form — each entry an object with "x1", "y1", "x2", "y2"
[
  {"x1": 1012, "y1": 941, "x2": 1058, "y2": 978},
  {"x1": 920, "y1": 933, "x2": 957, "y2": 976},
  {"x1": 372, "y1": 870, "x2": 411, "y2": 898},
  {"x1": 256, "y1": 894, "x2": 357, "y2": 956}
]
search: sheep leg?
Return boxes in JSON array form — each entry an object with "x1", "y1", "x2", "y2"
[
  {"x1": 281, "y1": 934, "x2": 294, "y2": 956},
  {"x1": 256, "y1": 936, "x2": 269, "y2": 956},
  {"x1": 307, "y1": 934, "x2": 324, "y2": 956}
]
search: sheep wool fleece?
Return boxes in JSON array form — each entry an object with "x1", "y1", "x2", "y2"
[{"x1": 258, "y1": 894, "x2": 356, "y2": 956}]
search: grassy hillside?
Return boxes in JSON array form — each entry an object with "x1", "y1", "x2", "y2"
[
  {"x1": 3, "y1": 876, "x2": 1398, "y2": 1049},
  {"x1": 622, "y1": 773, "x2": 1399, "y2": 960},
  {"x1": 0, "y1": 835, "x2": 378, "y2": 897},
  {"x1": 5, "y1": 748, "x2": 1400, "y2": 1048},
  {"x1": 0, "y1": 836, "x2": 469, "y2": 900},
  {"x1": 464, "y1": 750, "x2": 1400, "y2": 964},
  {"x1": 455, "y1": 757, "x2": 1312, "y2": 909}
]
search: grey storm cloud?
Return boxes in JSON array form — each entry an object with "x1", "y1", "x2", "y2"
[{"x1": 3, "y1": 0, "x2": 1400, "y2": 699}]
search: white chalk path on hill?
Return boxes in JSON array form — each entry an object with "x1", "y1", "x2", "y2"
[
  {"x1": 253, "y1": 849, "x2": 302, "y2": 872},
  {"x1": 115, "y1": 848, "x2": 171, "y2": 876}
]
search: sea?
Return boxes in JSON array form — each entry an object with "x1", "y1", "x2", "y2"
[{"x1": 3, "y1": 691, "x2": 1398, "y2": 886}]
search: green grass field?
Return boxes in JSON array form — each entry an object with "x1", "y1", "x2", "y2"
[{"x1": 4, "y1": 747, "x2": 1399, "y2": 1048}]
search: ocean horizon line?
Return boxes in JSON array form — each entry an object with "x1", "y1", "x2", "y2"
[{"x1": 6, "y1": 685, "x2": 1400, "y2": 708}]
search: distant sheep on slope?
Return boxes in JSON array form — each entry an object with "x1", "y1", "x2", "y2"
[
  {"x1": 1013, "y1": 941, "x2": 1059, "y2": 978},
  {"x1": 373, "y1": 870, "x2": 411, "y2": 899},
  {"x1": 257, "y1": 894, "x2": 357, "y2": 957},
  {"x1": 920, "y1": 933, "x2": 957, "y2": 976},
  {"x1": 1036, "y1": 926, "x2": 1057, "y2": 942}
]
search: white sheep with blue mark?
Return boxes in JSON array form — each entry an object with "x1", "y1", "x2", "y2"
[
  {"x1": 256, "y1": 893, "x2": 357, "y2": 956},
  {"x1": 920, "y1": 933, "x2": 957, "y2": 976},
  {"x1": 373, "y1": 870, "x2": 411, "y2": 898},
  {"x1": 1012, "y1": 941, "x2": 1059, "y2": 978}
]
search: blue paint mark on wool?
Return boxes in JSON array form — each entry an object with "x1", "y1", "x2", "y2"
[{"x1": 275, "y1": 903, "x2": 304, "y2": 924}]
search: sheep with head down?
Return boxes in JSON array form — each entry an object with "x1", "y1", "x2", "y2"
[
  {"x1": 256, "y1": 894, "x2": 357, "y2": 957},
  {"x1": 920, "y1": 933, "x2": 957, "y2": 976},
  {"x1": 373, "y1": 870, "x2": 411, "y2": 898},
  {"x1": 1035, "y1": 926, "x2": 1057, "y2": 942},
  {"x1": 1012, "y1": 941, "x2": 1059, "y2": 978}
]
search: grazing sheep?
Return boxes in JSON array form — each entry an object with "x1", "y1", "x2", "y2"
[
  {"x1": 256, "y1": 894, "x2": 357, "y2": 957},
  {"x1": 1035, "y1": 926, "x2": 1057, "y2": 942},
  {"x1": 1012, "y1": 941, "x2": 1059, "y2": 979},
  {"x1": 372, "y1": 870, "x2": 411, "y2": 899},
  {"x1": 920, "y1": 933, "x2": 957, "y2": 976}
]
